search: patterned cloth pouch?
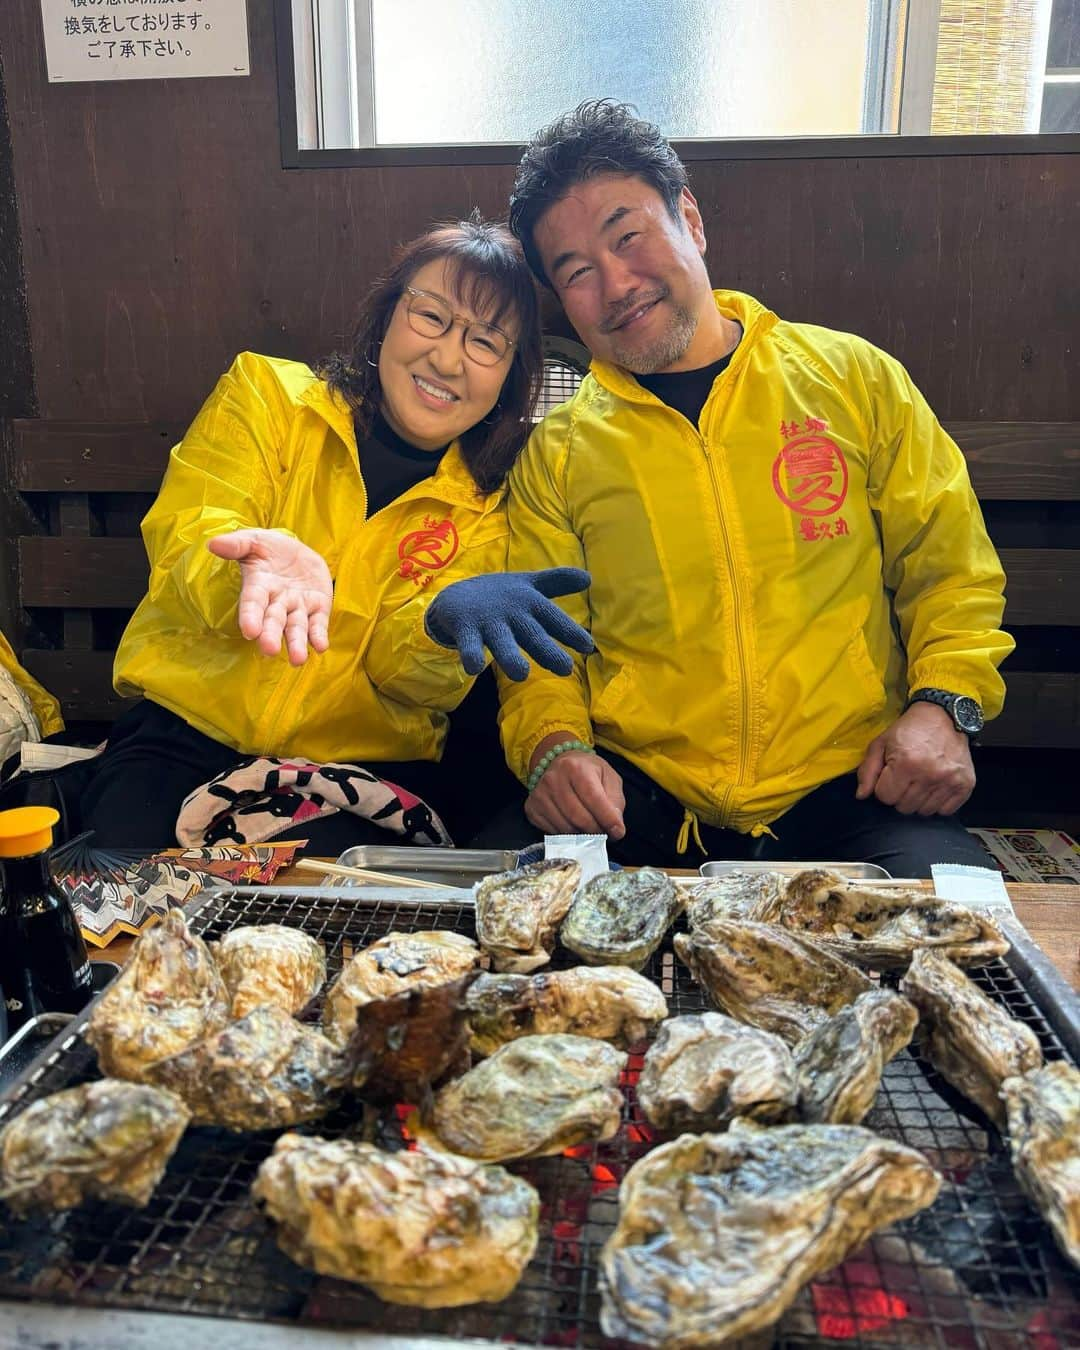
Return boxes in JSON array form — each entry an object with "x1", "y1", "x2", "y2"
[{"x1": 176, "y1": 757, "x2": 451, "y2": 848}]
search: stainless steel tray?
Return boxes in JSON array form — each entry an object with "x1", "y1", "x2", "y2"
[
  {"x1": 699, "y1": 859, "x2": 892, "y2": 880},
  {"x1": 328, "y1": 845, "x2": 518, "y2": 889}
]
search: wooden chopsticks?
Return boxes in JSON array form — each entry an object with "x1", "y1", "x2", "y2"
[{"x1": 295, "y1": 858, "x2": 450, "y2": 890}]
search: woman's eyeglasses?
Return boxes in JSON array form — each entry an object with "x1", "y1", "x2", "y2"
[{"x1": 403, "y1": 286, "x2": 514, "y2": 367}]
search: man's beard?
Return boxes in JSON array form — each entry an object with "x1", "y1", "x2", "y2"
[{"x1": 607, "y1": 299, "x2": 698, "y2": 375}]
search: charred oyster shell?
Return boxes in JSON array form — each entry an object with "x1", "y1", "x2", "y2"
[
  {"x1": 253, "y1": 1133, "x2": 539, "y2": 1306},
  {"x1": 636, "y1": 1012, "x2": 797, "y2": 1132},
  {"x1": 210, "y1": 923, "x2": 326, "y2": 1018},
  {"x1": 322, "y1": 930, "x2": 480, "y2": 1047},
  {"x1": 0, "y1": 1080, "x2": 190, "y2": 1214},
  {"x1": 422, "y1": 1033, "x2": 625, "y2": 1162},
  {"x1": 1002, "y1": 1061, "x2": 1080, "y2": 1268},
  {"x1": 346, "y1": 971, "x2": 477, "y2": 1099},
  {"x1": 674, "y1": 920, "x2": 871, "y2": 1046},
  {"x1": 900, "y1": 947, "x2": 1042, "y2": 1127},
  {"x1": 794, "y1": 988, "x2": 918, "y2": 1124},
  {"x1": 86, "y1": 908, "x2": 231, "y2": 1081},
  {"x1": 474, "y1": 859, "x2": 581, "y2": 973},
  {"x1": 147, "y1": 1004, "x2": 348, "y2": 1131},
  {"x1": 466, "y1": 965, "x2": 667, "y2": 1057},
  {"x1": 599, "y1": 1119, "x2": 941, "y2": 1347},
  {"x1": 766, "y1": 868, "x2": 1009, "y2": 970},
  {"x1": 561, "y1": 868, "x2": 684, "y2": 969}
]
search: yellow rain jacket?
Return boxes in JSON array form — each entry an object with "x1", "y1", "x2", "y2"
[
  {"x1": 499, "y1": 291, "x2": 1013, "y2": 836},
  {"x1": 114, "y1": 353, "x2": 507, "y2": 763}
]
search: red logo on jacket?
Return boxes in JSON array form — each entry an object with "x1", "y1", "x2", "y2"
[
  {"x1": 398, "y1": 516, "x2": 460, "y2": 584},
  {"x1": 772, "y1": 421, "x2": 848, "y2": 518}
]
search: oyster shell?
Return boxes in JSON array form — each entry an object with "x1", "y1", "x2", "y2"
[
  {"x1": 147, "y1": 1004, "x2": 348, "y2": 1131},
  {"x1": 1002, "y1": 1061, "x2": 1080, "y2": 1268},
  {"x1": 474, "y1": 859, "x2": 581, "y2": 972},
  {"x1": 466, "y1": 965, "x2": 667, "y2": 1057},
  {"x1": 561, "y1": 868, "x2": 685, "y2": 969},
  {"x1": 322, "y1": 930, "x2": 480, "y2": 1046},
  {"x1": 346, "y1": 971, "x2": 477, "y2": 1099},
  {"x1": 766, "y1": 868, "x2": 1009, "y2": 970},
  {"x1": 210, "y1": 923, "x2": 326, "y2": 1018},
  {"x1": 636, "y1": 1012, "x2": 797, "y2": 1132},
  {"x1": 599, "y1": 1118, "x2": 941, "y2": 1348},
  {"x1": 794, "y1": 988, "x2": 918, "y2": 1124},
  {"x1": 674, "y1": 921, "x2": 872, "y2": 1046},
  {"x1": 253, "y1": 1133, "x2": 539, "y2": 1306},
  {"x1": 86, "y1": 908, "x2": 230, "y2": 1081},
  {"x1": 900, "y1": 947, "x2": 1042, "y2": 1126},
  {"x1": 685, "y1": 870, "x2": 788, "y2": 933},
  {"x1": 0, "y1": 1080, "x2": 189, "y2": 1214},
  {"x1": 422, "y1": 1033, "x2": 625, "y2": 1162}
]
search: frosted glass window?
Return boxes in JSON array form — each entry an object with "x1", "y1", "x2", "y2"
[{"x1": 369, "y1": 0, "x2": 876, "y2": 144}]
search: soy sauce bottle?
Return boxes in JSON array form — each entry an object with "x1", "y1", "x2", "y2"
[{"x1": 0, "y1": 807, "x2": 92, "y2": 1032}]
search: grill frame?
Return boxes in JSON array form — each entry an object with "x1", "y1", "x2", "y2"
[{"x1": 0, "y1": 881, "x2": 1078, "y2": 1350}]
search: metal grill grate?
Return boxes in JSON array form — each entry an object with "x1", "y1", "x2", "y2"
[
  {"x1": 532, "y1": 357, "x2": 587, "y2": 423},
  {"x1": 1, "y1": 883, "x2": 1079, "y2": 1348}
]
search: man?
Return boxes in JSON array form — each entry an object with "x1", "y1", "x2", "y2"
[{"x1": 496, "y1": 99, "x2": 1014, "y2": 876}]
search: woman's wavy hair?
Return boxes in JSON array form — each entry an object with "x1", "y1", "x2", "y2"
[{"x1": 320, "y1": 216, "x2": 542, "y2": 494}]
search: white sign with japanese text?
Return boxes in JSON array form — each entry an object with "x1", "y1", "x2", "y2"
[{"x1": 41, "y1": 0, "x2": 250, "y2": 83}]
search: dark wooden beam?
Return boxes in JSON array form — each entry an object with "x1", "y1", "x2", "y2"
[
  {"x1": 18, "y1": 537, "x2": 147, "y2": 608},
  {"x1": 948, "y1": 423, "x2": 1080, "y2": 500},
  {"x1": 13, "y1": 421, "x2": 182, "y2": 493}
]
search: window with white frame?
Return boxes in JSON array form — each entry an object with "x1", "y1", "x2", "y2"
[{"x1": 288, "y1": 0, "x2": 1077, "y2": 153}]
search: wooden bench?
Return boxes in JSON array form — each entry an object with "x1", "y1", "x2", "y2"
[{"x1": 7, "y1": 418, "x2": 1080, "y2": 759}]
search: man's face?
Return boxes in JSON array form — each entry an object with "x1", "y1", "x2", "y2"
[{"x1": 534, "y1": 174, "x2": 715, "y2": 374}]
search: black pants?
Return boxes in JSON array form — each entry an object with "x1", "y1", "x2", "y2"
[
  {"x1": 80, "y1": 700, "x2": 457, "y2": 853},
  {"x1": 472, "y1": 748, "x2": 993, "y2": 878}
]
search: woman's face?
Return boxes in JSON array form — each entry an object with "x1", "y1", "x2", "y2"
[{"x1": 377, "y1": 258, "x2": 519, "y2": 451}]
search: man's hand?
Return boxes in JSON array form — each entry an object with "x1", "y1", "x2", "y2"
[
  {"x1": 856, "y1": 701, "x2": 975, "y2": 816},
  {"x1": 425, "y1": 567, "x2": 594, "y2": 681},
  {"x1": 207, "y1": 529, "x2": 333, "y2": 666},
  {"x1": 525, "y1": 734, "x2": 626, "y2": 840}
]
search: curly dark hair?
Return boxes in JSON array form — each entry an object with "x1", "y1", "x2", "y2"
[
  {"x1": 510, "y1": 99, "x2": 689, "y2": 288},
  {"x1": 319, "y1": 216, "x2": 542, "y2": 494}
]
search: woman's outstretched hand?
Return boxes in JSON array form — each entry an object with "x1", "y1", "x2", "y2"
[
  {"x1": 208, "y1": 529, "x2": 333, "y2": 666},
  {"x1": 425, "y1": 567, "x2": 594, "y2": 681}
]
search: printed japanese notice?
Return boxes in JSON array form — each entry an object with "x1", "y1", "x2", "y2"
[{"x1": 41, "y1": 0, "x2": 250, "y2": 84}]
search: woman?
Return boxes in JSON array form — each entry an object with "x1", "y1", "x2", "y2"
[{"x1": 81, "y1": 217, "x2": 591, "y2": 850}]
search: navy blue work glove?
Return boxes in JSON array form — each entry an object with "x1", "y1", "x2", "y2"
[{"x1": 424, "y1": 568, "x2": 594, "y2": 682}]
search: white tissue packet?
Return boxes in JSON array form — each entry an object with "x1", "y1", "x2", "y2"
[
  {"x1": 930, "y1": 863, "x2": 1016, "y2": 919},
  {"x1": 544, "y1": 833, "x2": 609, "y2": 888}
]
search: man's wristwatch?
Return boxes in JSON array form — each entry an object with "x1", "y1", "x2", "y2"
[{"x1": 906, "y1": 687, "x2": 984, "y2": 737}]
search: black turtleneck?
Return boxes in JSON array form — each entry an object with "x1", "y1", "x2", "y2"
[{"x1": 356, "y1": 410, "x2": 450, "y2": 517}]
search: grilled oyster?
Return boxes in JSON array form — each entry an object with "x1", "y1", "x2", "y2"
[
  {"x1": 147, "y1": 1004, "x2": 347, "y2": 1131},
  {"x1": 685, "y1": 870, "x2": 788, "y2": 933},
  {"x1": 346, "y1": 971, "x2": 477, "y2": 1099},
  {"x1": 466, "y1": 965, "x2": 667, "y2": 1057},
  {"x1": 561, "y1": 868, "x2": 684, "y2": 969},
  {"x1": 0, "y1": 1080, "x2": 189, "y2": 1214},
  {"x1": 210, "y1": 924, "x2": 326, "y2": 1018},
  {"x1": 599, "y1": 1119, "x2": 941, "y2": 1347},
  {"x1": 421, "y1": 1033, "x2": 625, "y2": 1162},
  {"x1": 794, "y1": 988, "x2": 918, "y2": 1125},
  {"x1": 636, "y1": 1012, "x2": 797, "y2": 1132},
  {"x1": 900, "y1": 948, "x2": 1042, "y2": 1127},
  {"x1": 674, "y1": 921, "x2": 871, "y2": 1046},
  {"x1": 1002, "y1": 1061, "x2": 1080, "y2": 1268},
  {"x1": 765, "y1": 869, "x2": 1009, "y2": 970},
  {"x1": 253, "y1": 1133, "x2": 539, "y2": 1306},
  {"x1": 474, "y1": 859, "x2": 581, "y2": 972},
  {"x1": 322, "y1": 930, "x2": 480, "y2": 1046},
  {"x1": 86, "y1": 908, "x2": 230, "y2": 1081}
]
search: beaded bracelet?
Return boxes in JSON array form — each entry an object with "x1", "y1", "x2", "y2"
[{"x1": 526, "y1": 739, "x2": 594, "y2": 793}]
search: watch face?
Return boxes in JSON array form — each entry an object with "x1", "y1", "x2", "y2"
[{"x1": 953, "y1": 696, "x2": 984, "y2": 734}]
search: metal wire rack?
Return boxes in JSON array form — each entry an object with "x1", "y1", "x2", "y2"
[{"x1": 0, "y1": 882, "x2": 1078, "y2": 1349}]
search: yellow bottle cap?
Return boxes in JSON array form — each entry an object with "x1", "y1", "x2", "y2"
[{"x1": 0, "y1": 806, "x2": 60, "y2": 858}]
